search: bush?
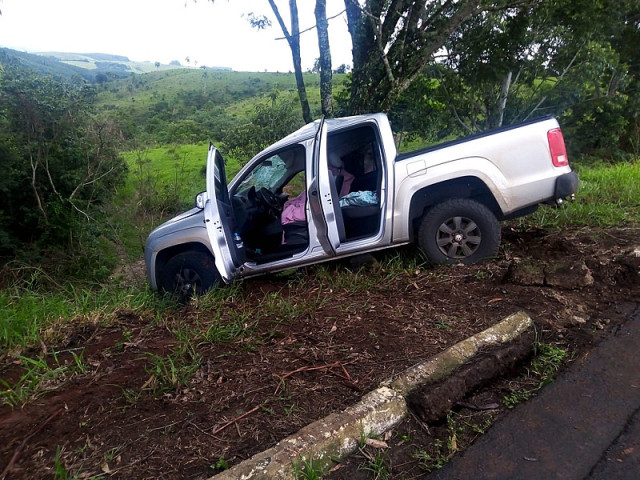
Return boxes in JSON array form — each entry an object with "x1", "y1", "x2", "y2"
[{"x1": 0, "y1": 52, "x2": 127, "y2": 282}]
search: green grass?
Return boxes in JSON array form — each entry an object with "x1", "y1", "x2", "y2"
[
  {"x1": 515, "y1": 158, "x2": 640, "y2": 228},
  {"x1": 0, "y1": 351, "x2": 88, "y2": 408},
  {"x1": 292, "y1": 456, "x2": 327, "y2": 480},
  {"x1": 112, "y1": 142, "x2": 246, "y2": 257},
  {"x1": 0, "y1": 284, "x2": 172, "y2": 351},
  {"x1": 121, "y1": 141, "x2": 243, "y2": 211},
  {"x1": 502, "y1": 343, "x2": 568, "y2": 409}
]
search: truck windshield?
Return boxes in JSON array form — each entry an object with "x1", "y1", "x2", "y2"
[
  {"x1": 235, "y1": 146, "x2": 306, "y2": 195},
  {"x1": 236, "y1": 156, "x2": 287, "y2": 193}
]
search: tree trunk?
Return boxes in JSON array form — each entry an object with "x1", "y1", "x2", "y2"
[
  {"x1": 268, "y1": 0, "x2": 313, "y2": 124},
  {"x1": 315, "y1": 0, "x2": 333, "y2": 116}
]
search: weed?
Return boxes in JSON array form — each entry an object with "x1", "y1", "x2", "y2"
[
  {"x1": 413, "y1": 447, "x2": 448, "y2": 472},
  {"x1": 292, "y1": 456, "x2": 324, "y2": 480},
  {"x1": 118, "y1": 386, "x2": 142, "y2": 406},
  {"x1": 284, "y1": 403, "x2": 301, "y2": 416},
  {"x1": 0, "y1": 352, "x2": 88, "y2": 408},
  {"x1": 104, "y1": 445, "x2": 124, "y2": 462},
  {"x1": 261, "y1": 405, "x2": 276, "y2": 415},
  {"x1": 503, "y1": 388, "x2": 531, "y2": 409},
  {"x1": 474, "y1": 269, "x2": 488, "y2": 280},
  {"x1": 445, "y1": 412, "x2": 460, "y2": 453},
  {"x1": 359, "y1": 450, "x2": 391, "y2": 480},
  {"x1": 53, "y1": 446, "x2": 81, "y2": 480},
  {"x1": 502, "y1": 343, "x2": 568, "y2": 408},
  {"x1": 201, "y1": 314, "x2": 254, "y2": 343},
  {"x1": 144, "y1": 332, "x2": 202, "y2": 394},
  {"x1": 211, "y1": 456, "x2": 230, "y2": 471},
  {"x1": 531, "y1": 344, "x2": 567, "y2": 386}
]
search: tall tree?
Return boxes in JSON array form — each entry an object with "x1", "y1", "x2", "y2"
[
  {"x1": 266, "y1": 0, "x2": 313, "y2": 123},
  {"x1": 315, "y1": 0, "x2": 333, "y2": 116}
]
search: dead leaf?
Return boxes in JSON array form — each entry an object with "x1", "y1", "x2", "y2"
[
  {"x1": 488, "y1": 298, "x2": 503, "y2": 304},
  {"x1": 365, "y1": 438, "x2": 388, "y2": 449},
  {"x1": 141, "y1": 375, "x2": 155, "y2": 390},
  {"x1": 450, "y1": 433, "x2": 457, "y2": 451},
  {"x1": 101, "y1": 462, "x2": 111, "y2": 473}
]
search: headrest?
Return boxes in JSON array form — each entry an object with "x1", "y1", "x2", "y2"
[{"x1": 328, "y1": 152, "x2": 343, "y2": 168}]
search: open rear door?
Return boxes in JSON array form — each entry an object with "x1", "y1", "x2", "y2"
[
  {"x1": 314, "y1": 118, "x2": 345, "y2": 253},
  {"x1": 203, "y1": 144, "x2": 245, "y2": 282}
]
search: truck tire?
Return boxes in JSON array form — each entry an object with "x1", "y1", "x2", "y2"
[
  {"x1": 417, "y1": 198, "x2": 501, "y2": 264},
  {"x1": 159, "y1": 251, "x2": 220, "y2": 298}
]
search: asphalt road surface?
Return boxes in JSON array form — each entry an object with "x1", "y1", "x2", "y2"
[{"x1": 429, "y1": 307, "x2": 640, "y2": 480}]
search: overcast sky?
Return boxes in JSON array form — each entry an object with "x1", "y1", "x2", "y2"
[{"x1": 0, "y1": 0, "x2": 353, "y2": 72}]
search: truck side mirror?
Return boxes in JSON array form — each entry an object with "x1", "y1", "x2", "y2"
[{"x1": 195, "y1": 192, "x2": 206, "y2": 209}]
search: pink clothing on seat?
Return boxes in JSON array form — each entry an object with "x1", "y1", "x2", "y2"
[
  {"x1": 281, "y1": 191, "x2": 307, "y2": 225},
  {"x1": 281, "y1": 167, "x2": 354, "y2": 227}
]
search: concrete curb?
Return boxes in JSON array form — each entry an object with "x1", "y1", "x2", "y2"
[{"x1": 210, "y1": 311, "x2": 534, "y2": 480}]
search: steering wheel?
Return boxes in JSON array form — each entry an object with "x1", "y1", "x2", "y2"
[{"x1": 256, "y1": 187, "x2": 281, "y2": 218}]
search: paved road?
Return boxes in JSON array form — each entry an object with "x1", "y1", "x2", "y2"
[{"x1": 429, "y1": 307, "x2": 640, "y2": 480}]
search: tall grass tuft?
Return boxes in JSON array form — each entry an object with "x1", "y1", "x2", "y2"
[{"x1": 0, "y1": 283, "x2": 173, "y2": 352}]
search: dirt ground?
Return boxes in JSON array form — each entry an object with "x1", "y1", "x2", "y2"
[{"x1": 1, "y1": 225, "x2": 639, "y2": 479}]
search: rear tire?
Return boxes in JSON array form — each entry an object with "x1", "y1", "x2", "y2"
[
  {"x1": 159, "y1": 251, "x2": 220, "y2": 298},
  {"x1": 417, "y1": 199, "x2": 501, "y2": 264}
]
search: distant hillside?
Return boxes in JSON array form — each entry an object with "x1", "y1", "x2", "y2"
[
  {"x1": 0, "y1": 48, "x2": 100, "y2": 81},
  {"x1": 0, "y1": 49, "x2": 232, "y2": 83},
  {"x1": 95, "y1": 68, "x2": 346, "y2": 146},
  {"x1": 40, "y1": 51, "x2": 233, "y2": 74},
  {"x1": 0, "y1": 48, "x2": 133, "y2": 82},
  {"x1": 41, "y1": 52, "x2": 174, "y2": 75}
]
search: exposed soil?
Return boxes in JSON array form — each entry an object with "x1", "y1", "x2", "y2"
[{"x1": 1, "y1": 225, "x2": 639, "y2": 480}]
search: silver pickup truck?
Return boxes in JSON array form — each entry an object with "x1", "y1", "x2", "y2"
[{"x1": 145, "y1": 113, "x2": 578, "y2": 296}]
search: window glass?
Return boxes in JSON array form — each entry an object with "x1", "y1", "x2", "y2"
[
  {"x1": 236, "y1": 146, "x2": 305, "y2": 194},
  {"x1": 213, "y1": 150, "x2": 228, "y2": 202}
]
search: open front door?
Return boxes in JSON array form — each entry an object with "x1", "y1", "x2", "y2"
[{"x1": 204, "y1": 144, "x2": 245, "y2": 282}]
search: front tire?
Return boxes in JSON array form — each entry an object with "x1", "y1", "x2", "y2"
[
  {"x1": 159, "y1": 251, "x2": 220, "y2": 298},
  {"x1": 417, "y1": 199, "x2": 500, "y2": 264}
]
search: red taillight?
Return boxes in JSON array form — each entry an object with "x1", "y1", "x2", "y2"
[{"x1": 547, "y1": 128, "x2": 569, "y2": 167}]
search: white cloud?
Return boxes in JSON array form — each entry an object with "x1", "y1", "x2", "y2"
[{"x1": 0, "y1": 0, "x2": 352, "y2": 72}]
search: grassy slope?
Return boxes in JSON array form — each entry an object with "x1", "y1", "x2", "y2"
[{"x1": 96, "y1": 69, "x2": 329, "y2": 122}]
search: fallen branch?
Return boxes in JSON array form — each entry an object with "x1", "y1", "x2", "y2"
[
  {"x1": 274, "y1": 361, "x2": 344, "y2": 395},
  {"x1": 211, "y1": 405, "x2": 261, "y2": 437}
]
